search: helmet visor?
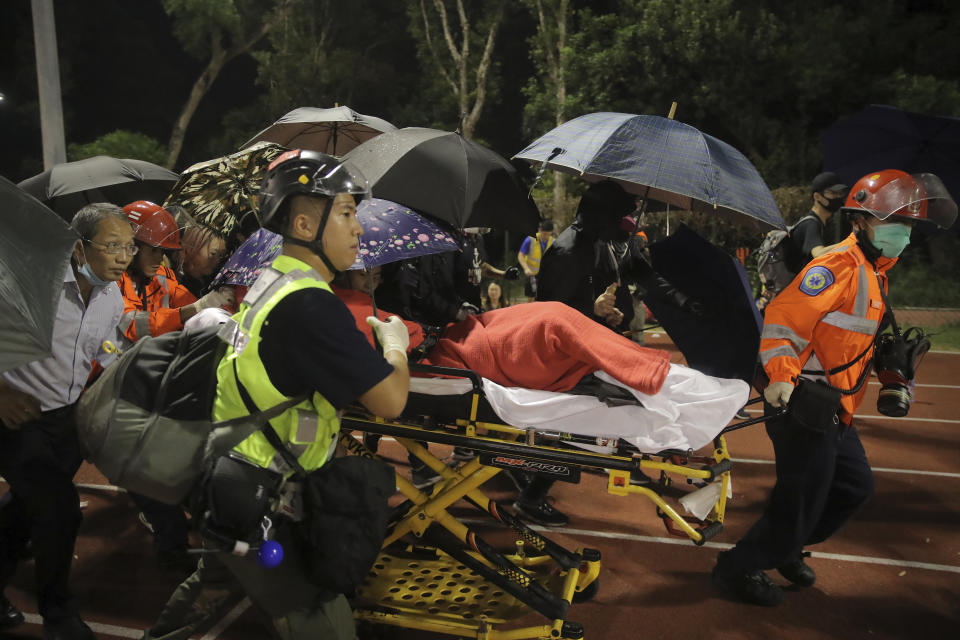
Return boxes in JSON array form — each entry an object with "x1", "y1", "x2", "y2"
[
  {"x1": 312, "y1": 161, "x2": 371, "y2": 204},
  {"x1": 869, "y1": 173, "x2": 957, "y2": 229}
]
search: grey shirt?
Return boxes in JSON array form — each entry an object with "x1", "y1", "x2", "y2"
[{"x1": 2, "y1": 265, "x2": 123, "y2": 411}]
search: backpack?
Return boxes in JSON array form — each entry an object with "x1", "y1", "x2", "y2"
[
  {"x1": 75, "y1": 325, "x2": 302, "y2": 506},
  {"x1": 756, "y1": 214, "x2": 819, "y2": 295}
]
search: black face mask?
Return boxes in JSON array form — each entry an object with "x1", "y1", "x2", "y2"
[{"x1": 823, "y1": 195, "x2": 845, "y2": 213}]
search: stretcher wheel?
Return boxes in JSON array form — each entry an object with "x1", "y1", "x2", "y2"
[{"x1": 572, "y1": 578, "x2": 599, "y2": 603}]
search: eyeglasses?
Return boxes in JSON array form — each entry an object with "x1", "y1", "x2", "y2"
[{"x1": 85, "y1": 239, "x2": 139, "y2": 256}]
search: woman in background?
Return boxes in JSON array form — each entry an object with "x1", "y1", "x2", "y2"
[{"x1": 483, "y1": 281, "x2": 509, "y2": 311}]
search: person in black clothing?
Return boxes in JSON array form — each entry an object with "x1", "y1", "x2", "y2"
[
  {"x1": 792, "y1": 171, "x2": 849, "y2": 263},
  {"x1": 512, "y1": 180, "x2": 700, "y2": 526}
]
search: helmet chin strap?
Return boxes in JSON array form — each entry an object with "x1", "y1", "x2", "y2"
[
  {"x1": 855, "y1": 227, "x2": 884, "y2": 264},
  {"x1": 282, "y1": 198, "x2": 339, "y2": 275}
]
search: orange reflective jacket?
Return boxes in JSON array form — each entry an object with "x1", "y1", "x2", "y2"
[
  {"x1": 118, "y1": 266, "x2": 197, "y2": 343},
  {"x1": 760, "y1": 233, "x2": 896, "y2": 420}
]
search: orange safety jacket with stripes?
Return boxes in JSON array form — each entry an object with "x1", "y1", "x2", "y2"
[
  {"x1": 759, "y1": 233, "x2": 896, "y2": 422},
  {"x1": 118, "y1": 265, "x2": 197, "y2": 344}
]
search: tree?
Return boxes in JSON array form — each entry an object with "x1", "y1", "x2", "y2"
[
  {"x1": 68, "y1": 130, "x2": 167, "y2": 165},
  {"x1": 410, "y1": 0, "x2": 506, "y2": 138},
  {"x1": 522, "y1": 0, "x2": 572, "y2": 213},
  {"x1": 162, "y1": 0, "x2": 297, "y2": 169}
]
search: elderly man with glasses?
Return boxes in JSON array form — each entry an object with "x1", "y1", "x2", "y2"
[{"x1": 0, "y1": 203, "x2": 135, "y2": 639}]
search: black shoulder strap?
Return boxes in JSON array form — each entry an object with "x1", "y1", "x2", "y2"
[{"x1": 232, "y1": 358, "x2": 310, "y2": 477}]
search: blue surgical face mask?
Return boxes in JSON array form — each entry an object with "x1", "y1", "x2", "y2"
[
  {"x1": 871, "y1": 222, "x2": 912, "y2": 258},
  {"x1": 76, "y1": 245, "x2": 114, "y2": 287}
]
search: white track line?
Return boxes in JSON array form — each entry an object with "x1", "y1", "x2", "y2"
[
  {"x1": 739, "y1": 409, "x2": 960, "y2": 424},
  {"x1": 867, "y1": 381, "x2": 960, "y2": 389},
  {"x1": 200, "y1": 597, "x2": 252, "y2": 640},
  {"x1": 23, "y1": 613, "x2": 142, "y2": 638},
  {"x1": 457, "y1": 521, "x2": 960, "y2": 575},
  {"x1": 730, "y1": 457, "x2": 960, "y2": 478}
]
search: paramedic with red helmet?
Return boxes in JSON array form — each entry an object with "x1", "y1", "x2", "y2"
[
  {"x1": 712, "y1": 170, "x2": 957, "y2": 607},
  {"x1": 118, "y1": 201, "x2": 235, "y2": 346}
]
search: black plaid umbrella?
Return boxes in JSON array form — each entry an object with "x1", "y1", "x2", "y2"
[{"x1": 515, "y1": 112, "x2": 785, "y2": 231}]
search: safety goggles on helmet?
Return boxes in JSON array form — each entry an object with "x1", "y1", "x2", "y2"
[{"x1": 844, "y1": 171, "x2": 957, "y2": 229}]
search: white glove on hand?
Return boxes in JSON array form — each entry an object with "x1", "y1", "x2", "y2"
[
  {"x1": 194, "y1": 287, "x2": 236, "y2": 311},
  {"x1": 366, "y1": 315, "x2": 410, "y2": 358},
  {"x1": 764, "y1": 381, "x2": 795, "y2": 408}
]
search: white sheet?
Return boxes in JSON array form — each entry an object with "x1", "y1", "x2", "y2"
[{"x1": 409, "y1": 363, "x2": 749, "y2": 453}]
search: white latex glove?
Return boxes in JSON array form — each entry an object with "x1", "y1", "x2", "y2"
[
  {"x1": 764, "y1": 381, "x2": 795, "y2": 408},
  {"x1": 194, "y1": 287, "x2": 236, "y2": 312},
  {"x1": 366, "y1": 315, "x2": 410, "y2": 358}
]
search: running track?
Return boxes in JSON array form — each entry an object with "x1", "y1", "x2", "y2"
[{"x1": 2, "y1": 344, "x2": 957, "y2": 639}]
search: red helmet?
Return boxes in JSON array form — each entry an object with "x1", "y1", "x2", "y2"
[
  {"x1": 844, "y1": 170, "x2": 957, "y2": 229},
  {"x1": 122, "y1": 201, "x2": 182, "y2": 249}
]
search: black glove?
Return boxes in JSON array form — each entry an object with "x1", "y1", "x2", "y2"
[{"x1": 503, "y1": 265, "x2": 521, "y2": 280}]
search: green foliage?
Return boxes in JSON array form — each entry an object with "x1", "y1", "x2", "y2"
[
  {"x1": 928, "y1": 322, "x2": 960, "y2": 352},
  {"x1": 68, "y1": 130, "x2": 168, "y2": 165},
  {"x1": 162, "y1": 0, "x2": 267, "y2": 59},
  {"x1": 888, "y1": 232, "x2": 960, "y2": 307}
]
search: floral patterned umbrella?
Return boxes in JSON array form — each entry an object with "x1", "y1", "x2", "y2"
[
  {"x1": 209, "y1": 198, "x2": 459, "y2": 289},
  {"x1": 163, "y1": 141, "x2": 288, "y2": 239},
  {"x1": 349, "y1": 198, "x2": 459, "y2": 270},
  {"x1": 209, "y1": 228, "x2": 283, "y2": 290}
]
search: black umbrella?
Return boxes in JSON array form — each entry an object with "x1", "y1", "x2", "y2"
[
  {"x1": 343, "y1": 127, "x2": 540, "y2": 235},
  {"x1": 0, "y1": 176, "x2": 80, "y2": 373},
  {"x1": 645, "y1": 224, "x2": 763, "y2": 383},
  {"x1": 822, "y1": 104, "x2": 960, "y2": 218},
  {"x1": 241, "y1": 106, "x2": 397, "y2": 156},
  {"x1": 18, "y1": 155, "x2": 178, "y2": 222}
]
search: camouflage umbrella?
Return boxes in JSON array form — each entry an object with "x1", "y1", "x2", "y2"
[{"x1": 163, "y1": 141, "x2": 288, "y2": 240}]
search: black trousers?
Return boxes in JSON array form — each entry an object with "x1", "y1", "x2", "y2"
[
  {"x1": 718, "y1": 402, "x2": 874, "y2": 573},
  {"x1": 0, "y1": 405, "x2": 84, "y2": 621},
  {"x1": 130, "y1": 492, "x2": 189, "y2": 553}
]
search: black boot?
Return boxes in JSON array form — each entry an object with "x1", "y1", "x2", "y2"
[
  {"x1": 777, "y1": 551, "x2": 816, "y2": 587},
  {"x1": 711, "y1": 563, "x2": 784, "y2": 606},
  {"x1": 0, "y1": 595, "x2": 24, "y2": 631}
]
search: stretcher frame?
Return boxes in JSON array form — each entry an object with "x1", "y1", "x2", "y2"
[{"x1": 340, "y1": 364, "x2": 736, "y2": 640}]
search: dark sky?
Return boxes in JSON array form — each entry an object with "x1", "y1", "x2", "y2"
[{"x1": 0, "y1": 0, "x2": 260, "y2": 182}]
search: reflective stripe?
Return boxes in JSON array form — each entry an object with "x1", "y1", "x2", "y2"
[
  {"x1": 119, "y1": 312, "x2": 136, "y2": 334},
  {"x1": 295, "y1": 409, "x2": 319, "y2": 443},
  {"x1": 242, "y1": 267, "x2": 283, "y2": 306},
  {"x1": 760, "y1": 344, "x2": 797, "y2": 365},
  {"x1": 821, "y1": 311, "x2": 879, "y2": 335},
  {"x1": 241, "y1": 269, "x2": 322, "y2": 332},
  {"x1": 156, "y1": 274, "x2": 168, "y2": 290},
  {"x1": 761, "y1": 323, "x2": 809, "y2": 354},
  {"x1": 824, "y1": 243, "x2": 853, "y2": 255},
  {"x1": 852, "y1": 266, "x2": 868, "y2": 317},
  {"x1": 134, "y1": 311, "x2": 151, "y2": 337}
]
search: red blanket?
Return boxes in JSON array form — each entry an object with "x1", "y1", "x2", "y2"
[
  {"x1": 422, "y1": 302, "x2": 670, "y2": 394},
  {"x1": 333, "y1": 289, "x2": 670, "y2": 395},
  {"x1": 332, "y1": 287, "x2": 426, "y2": 351}
]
